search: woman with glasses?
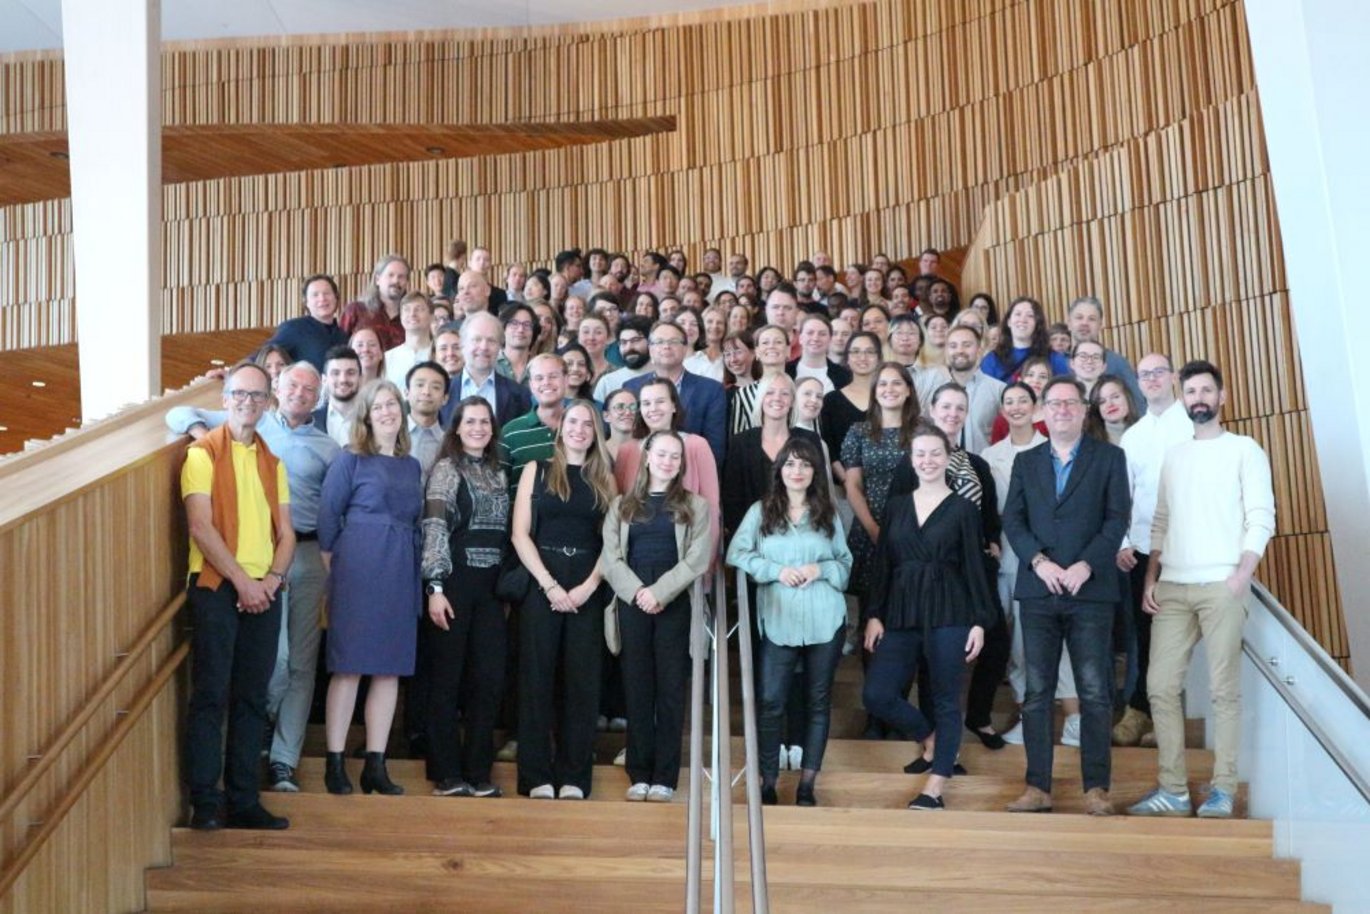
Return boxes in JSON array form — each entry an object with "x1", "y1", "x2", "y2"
[
  {"x1": 318, "y1": 379, "x2": 424, "y2": 796},
  {"x1": 512, "y1": 400, "x2": 618, "y2": 800},
  {"x1": 603, "y1": 388, "x2": 639, "y2": 464},
  {"x1": 822, "y1": 332, "x2": 883, "y2": 524}
]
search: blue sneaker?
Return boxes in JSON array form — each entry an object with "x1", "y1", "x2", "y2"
[
  {"x1": 1127, "y1": 787, "x2": 1192, "y2": 817},
  {"x1": 1197, "y1": 786, "x2": 1235, "y2": 819}
]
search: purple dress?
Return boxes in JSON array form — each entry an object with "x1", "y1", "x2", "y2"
[{"x1": 319, "y1": 450, "x2": 423, "y2": 675}]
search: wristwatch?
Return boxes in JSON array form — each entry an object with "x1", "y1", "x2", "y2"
[
  {"x1": 1030, "y1": 553, "x2": 1048, "y2": 569},
  {"x1": 425, "y1": 581, "x2": 444, "y2": 596}
]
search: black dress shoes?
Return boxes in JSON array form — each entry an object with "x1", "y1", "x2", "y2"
[
  {"x1": 226, "y1": 804, "x2": 290, "y2": 830},
  {"x1": 760, "y1": 784, "x2": 778, "y2": 806},
  {"x1": 189, "y1": 807, "x2": 223, "y2": 831}
]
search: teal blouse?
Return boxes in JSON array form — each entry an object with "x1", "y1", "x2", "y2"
[{"x1": 725, "y1": 501, "x2": 853, "y2": 647}]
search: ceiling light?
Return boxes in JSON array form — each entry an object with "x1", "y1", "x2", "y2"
[
  {"x1": 210, "y1": 359, "x2": 225, "y2": 366},
  {"x1": 31, "y1": 380, "x2": 46, "y2": 387},
  {"x1": 425, "y1": 146, "x2": 445, "y2": 156}
]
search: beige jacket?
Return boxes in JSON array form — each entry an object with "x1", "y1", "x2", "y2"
[{"x1": 601, "y1": 493, "x2": 712, "y2": 607}]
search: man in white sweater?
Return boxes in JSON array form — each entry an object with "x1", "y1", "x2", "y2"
[{"x1": 1129, "y1": 360, "x2": 1275, "y2": 819}]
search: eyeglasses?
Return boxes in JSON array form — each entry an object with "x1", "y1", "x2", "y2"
[
  {"x1": 1044, "y1": 398, "x2": 1084, "y2": 411},
  {"x1": 1138, "y1": 368, "x2": 1172, "y2": 381},
  {"x1": 227, "y1": 389, "x2": 269, "y2": 403},
  {"x1": 506, "y1": 319, "x2": 534, "y2": 331},
  {"x1": 1072, "y1": 353, "x2": 1103, "y2": 364},
  {"x1": 609, "y1": 402, "x2": 639, "y2": 413},
  {"x1": 649, "y1": 337, "x2": 686, "y2": 347}
]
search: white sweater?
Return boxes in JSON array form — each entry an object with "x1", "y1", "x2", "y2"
[{"x1": 1152, "y1": 432, "x2": 1276, "y2": 584}]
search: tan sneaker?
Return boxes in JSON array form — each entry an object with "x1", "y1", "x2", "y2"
[
  {"x1": 1006, "y1": 786, "x2": 1053, "y2": 813},
  {"x1": 1084, "y1": 787, "x2": 1115, "y2": 817},
  {"x1": 1138, "y1": 729, "x2": 1158, "y2": 748},
  {"x1": 1112, "y1": 707, "x2": 1153, "y2": 746}
]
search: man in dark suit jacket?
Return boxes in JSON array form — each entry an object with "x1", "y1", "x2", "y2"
[
  {"x1": 438, "y1": 312, "x2": 531, "y2": 429},
  {"x1": 1002, "y1": 375, "x2": 1131, "y2": 817},
  {"x1": 623, "y1": 320, "x2": 728, "y2": 467}
]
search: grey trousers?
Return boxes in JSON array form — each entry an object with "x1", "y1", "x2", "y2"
[{"x1": 267, "y1": 539, "x2": 326, "y2": 768}]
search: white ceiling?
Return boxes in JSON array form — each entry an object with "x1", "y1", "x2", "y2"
[{"x1": 2, "y1": 0, "x2": 764, "y2": 53}]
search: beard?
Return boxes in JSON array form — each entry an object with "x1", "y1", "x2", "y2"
[
  {"x1": 1187, "y1": 403, "x2": 1216, "y2": 424},
  {"x1": 948, "y1": 354, "x2": 974, "y2": 372},
  {"x1": 331, "y1": 386, "x2": 358, "y2": 404},
  {"x1": 622, "y1": 350, "x2": 650, "y2": 370}
]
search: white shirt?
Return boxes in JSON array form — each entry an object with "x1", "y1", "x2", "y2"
[
  {"x1": 384, "y1": 341, "x2": 433, "y2": 389},
  {"x1": 792, "y1": 359, "x2": 835, "y2": 394},
  {"x1": 593, "y1": 364, "x2": 652, "y2": 403},
  {"x1": 981, "y1": 430, "x2": 1046, "y2": 575},
  {"x1": 1152, "y1": 431, "x2": 1276, "y2": 583},
  {"x1": 706, "y1": 272, "x2": 735, "y2": 301},
  {"x1": 325, "y1": 403, "x2": 355, "y2": 448},
  {"x1": 1119, "y1": 400, "x2": 1193, "y2": 552},
  {"x1": 913, "y1": 367, "x2": 1004, "y2": 455},
  {"x1": 683, "y1": 350, "x2": 725, "y2": 384}
]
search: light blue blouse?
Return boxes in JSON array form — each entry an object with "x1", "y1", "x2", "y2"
[{"x1": 725, "y1": 501, "x2": 853, "y2": 647}]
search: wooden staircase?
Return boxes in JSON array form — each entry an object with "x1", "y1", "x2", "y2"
[{"x1": 144, "y1": 654, "x2": 1325, "y2": 912}]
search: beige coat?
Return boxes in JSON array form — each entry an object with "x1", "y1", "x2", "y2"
[{"x1": 601, "y1": 493, "x2": 712, "y2": 607}]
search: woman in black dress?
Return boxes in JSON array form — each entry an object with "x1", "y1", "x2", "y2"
[
  {"x1": 420, "y1": 397, "x2": 510, "y2": 799},
  {"x1": 511, "y1": 400, "x2": 619, "y2": 800},
  {"x1": 862, "y1": 422, "x2": 998, "y2": 810},
  {"x1": 723, "y1": 373, "x2": 823, "y2": 535}
]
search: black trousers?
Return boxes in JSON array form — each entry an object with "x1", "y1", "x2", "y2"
[
  {"x1": 185, "y1": 576, "x2": 282, "y2": 813},
  {"x1": 423, "y1": 567, "x2": 506, "y2": 784},
  {"x1": 758, "y1": 626, "x2": 845, "y2": 786},
  {"x1": 517, "y1": 550, "x2": 603, "y2": 795},
  {"x1": 1127, "y1": 557, "x2": 1153, "y2": 715},
  {"x1": 619, "y1": 592, "x2": 691, "y2": 789}
]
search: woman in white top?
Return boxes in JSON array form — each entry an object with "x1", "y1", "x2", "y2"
[
  {"x1": 683, "y1": 305, "x2": 726, "y2": 382},
  {"x1": 981, "y1": 381, "x2": 1079, "y2": 746}
]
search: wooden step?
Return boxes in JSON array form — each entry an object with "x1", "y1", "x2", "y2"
[{"x1": 754, "y1": 885, "x2": 1326, "y2": 913}]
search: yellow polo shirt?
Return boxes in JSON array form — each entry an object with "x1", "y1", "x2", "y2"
[{"x1": 181, "y1": 440, "x2": 290, "y2": 579}]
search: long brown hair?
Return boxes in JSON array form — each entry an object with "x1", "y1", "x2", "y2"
[
  {"x1": 545, "y1": 399, "x2": 616, "y2": 511},
  {"x1": 993, "y1": 296, "x2": 1051, "y2": 369},
  {"x1": 632, "y1": 379, "x2": 684, "y2": 438},
  {"x1": 759, "y1": 437, "x2": 836, "y2": 538},
  {"x1": 617, "y1": 430, "x2": 695, "y2": 526},
  {"x1": 864, "y1": 362, "x2": 920, "y2": 451},
  {"x1": 437, "y1": 396, "x2": 501, "y2": 470},
  {"x1": 350, "y1": 379, "x2": 412, "y2": 458}
]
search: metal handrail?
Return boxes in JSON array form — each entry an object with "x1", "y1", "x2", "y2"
[
  {"x1": 732, "y1": 567, "x2": 770, "y2": 914},
  {"x1": 711, "y1": 565, "x2": 735, "y2": 913},
  {"x1": 685, "y1": 577, "x2": 705, "y2": 914},
  {"x1": 1251, "y1": 582, "x2": 1370, "y2": 717}
]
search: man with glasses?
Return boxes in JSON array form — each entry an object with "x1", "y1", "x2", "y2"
[
  {"x1": 593, "y1": 316, "x2": 654, "y2": 402},
  {"x1": 1067, "y1": 296, "x2": 1142, "y2": 409},
  {"x1": 178, "y1": 361, "x2": 297, "y2": 831},
  {"x1": 1112, "y1": 354, "x2": 1194, "y2": 747},
  {"x1": 1002, "y1": 376, "x2": 1131, "y2": 817},
  {"x1": 167, "y1": 361, "x2": 340, "y2": 798},
  {"x1": 1130, "y1": 360, "x2": 1274, "y2": 819},
  {"x1": 496, "y1": 302, "x2": 538, "y2": 386},
  {"x1": 624, "y1": 320, "x2": 728, "y2": 466}
]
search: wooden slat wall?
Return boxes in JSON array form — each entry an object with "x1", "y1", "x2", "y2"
[{"x1": 0, "y1": 386, "x2": 208, "y2": 912}]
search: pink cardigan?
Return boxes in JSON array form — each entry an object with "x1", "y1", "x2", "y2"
[{"x1": 613, "y1": 433, "x2": 722, "y2": 555}]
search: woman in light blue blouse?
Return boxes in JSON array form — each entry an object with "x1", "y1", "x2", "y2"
[{"x1": 726, "y1": 437, "x2": 852, "y2": 807}]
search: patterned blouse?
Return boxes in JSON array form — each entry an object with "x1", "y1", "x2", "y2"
[{"x1": 421, "y1": 454, "x2": 510, "y2": 582}]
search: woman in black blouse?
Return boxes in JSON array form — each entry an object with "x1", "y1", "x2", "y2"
[
  {"x1": 420, "y1": 397, "x2": 510, "y2": 799},
  {"x1": 511, "y1": 400, "x2": 619, "y2": 800},
  {"x1": 722, "y1": 373, "x2": 823, "y2": 535},
  {"x1": 862, "y1": 422, "x2": 998, "y2": 810}
]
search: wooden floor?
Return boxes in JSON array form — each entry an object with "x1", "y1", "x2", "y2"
[
  {"x1": 0, "y1": 329, "x2": 270, "y2": 456},
  {"x1": 143, "y1": 652, "x2": 1323, "y2": 912}
]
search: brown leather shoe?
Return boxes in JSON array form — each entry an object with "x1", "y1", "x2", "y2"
[
  {"x1": 1006, "y1": 786, "x2": 1053, "y2": 813},
  {"x1": 1084, "y1": 787, "x2": 1115, "y2": 817}
]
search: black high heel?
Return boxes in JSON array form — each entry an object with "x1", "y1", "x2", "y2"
[
  {"x1": 360, "y1": 751, "x2": 404, "y2": 795},
  {"x1": 325, "y1": 751, "x2": 353, "y2": 795}
]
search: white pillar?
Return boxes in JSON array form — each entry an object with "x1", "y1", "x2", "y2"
[
  {"x1": 60, "y1": 0, "x2": 161, "y2": 420},
  {"x1": 1245, "y1": 0, "x2": 1370, "y2": 686}
]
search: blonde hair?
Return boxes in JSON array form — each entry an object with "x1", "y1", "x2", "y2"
[
  {"x1": 545, "y1": 399, "x2": 616, "y2": 511},
  {"x1": 750, "y1": 371, "x2": 797, "y2": 427},
  {"x1": 350, "y1": 379, "x2": 412, "y2": 458}
]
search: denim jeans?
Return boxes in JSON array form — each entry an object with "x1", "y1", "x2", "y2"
[
  {"x1": 863, "y1": 625, "x2": 971, "y2": 779},
  {"x1": 1020, "y1": 597, "x2": 1113, "y2": 793},
  {"x1": 757, "y1": 626, "x2": 844, "y2": 786}
]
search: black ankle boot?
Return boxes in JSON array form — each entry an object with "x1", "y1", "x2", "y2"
[
  {"x1": 325, "y1": 751, "x2": 353, "y2": 795},
  {"x1": 360, "y1": 751, "x2": 404, "y2": 795}
]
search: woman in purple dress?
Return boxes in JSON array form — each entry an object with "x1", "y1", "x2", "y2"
[{"x1": 319, "y1": 379, "x2": 423, "y2": 796}]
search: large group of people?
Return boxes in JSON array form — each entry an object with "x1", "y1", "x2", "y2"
[{"x1": 172, "y1": 242, "x2": 1275, "y2": 831}]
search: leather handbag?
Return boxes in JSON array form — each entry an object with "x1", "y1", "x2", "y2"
[
  {"x1": 495, "y1": 464, "x2": 540, "y2": 603},
  {"x1": 604, "y1": 598, "x2": 622, "y2": 656}
]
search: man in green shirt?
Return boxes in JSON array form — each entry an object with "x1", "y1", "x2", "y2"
[{"x1": 499, "y1": 352, "x2": 568, "y2": 485}]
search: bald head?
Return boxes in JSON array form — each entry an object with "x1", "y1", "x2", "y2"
[{"x1": 457, "y1": 270, "x2": 491, "y2": 313}]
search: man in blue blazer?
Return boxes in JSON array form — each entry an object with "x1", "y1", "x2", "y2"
[
  {"x1": 623, "y1": 320, "x2": 727, "y2": 467},
  {"x1": 1002, "y1": 375, "x2": 1131, "y2": 817},
  {"x1": 439, "y1": 313, "x2": 531, "y2": 429}
]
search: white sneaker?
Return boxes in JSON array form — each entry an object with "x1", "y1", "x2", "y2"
[
  {"x1": 529, "y1": 783, "x2": 555, "y2": 800},
  {"x1": 646, "y1": 785, "x2": 675, "y2": 803},
  {"x1": 613, "y1": 747, "x2": 627, "y2": 766},
  {"x1": 1061, "y1": 713, "x2": 1082, "y2": 748},
  {"x1": 558, "y1": 785, "x2": 585, "y2": 800},
  {"x1": 778, "y1": 745, "x2": 790, "y2": 771},
  {"x1": 609, "y1": 717, "x2": 628, "y2": 732},
  {"x1": 1001, "y1": 721, "x2": 1024, "y2": 745},
  {"x1": 788, "y1": 745, "x2": 803, "y2": 771},
  {"x1": 496, "y1": 740, "x2": 518, "y2": 762},
  {"x1": 625, "y1": 782, "x2": 650, "y2": 801}
]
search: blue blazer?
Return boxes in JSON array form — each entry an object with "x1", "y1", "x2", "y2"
[
  {"x1": 1001, "y1": 434, "x2": 1131, "y2": 603},
  {"x1": 440, "y1": 372, "x2": 531, "y2": 430},
  {"x1": 624, "y1": 370, "x2": 727, "y2": 467}
]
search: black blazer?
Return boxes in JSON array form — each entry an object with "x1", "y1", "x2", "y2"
[
  {"x1": 786, "y1": 358, "x2": 853, "y2": 391},
  {"x1": 721, "y1": 426, "x2": 823, "y2": 533},
  {"x1": 1001, "y1": 435, "x2": 1131, "y2": 604},
  {"x1": 312, "y1": 406, "x2": 330, "y2": 433},
  {"x1": 440, "y1": 372, "x2": 532, "y2": 430}
]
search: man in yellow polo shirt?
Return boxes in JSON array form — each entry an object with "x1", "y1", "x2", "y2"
[{"x1": 182, "y1": 361, "x2": 296, "y2": 831}]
